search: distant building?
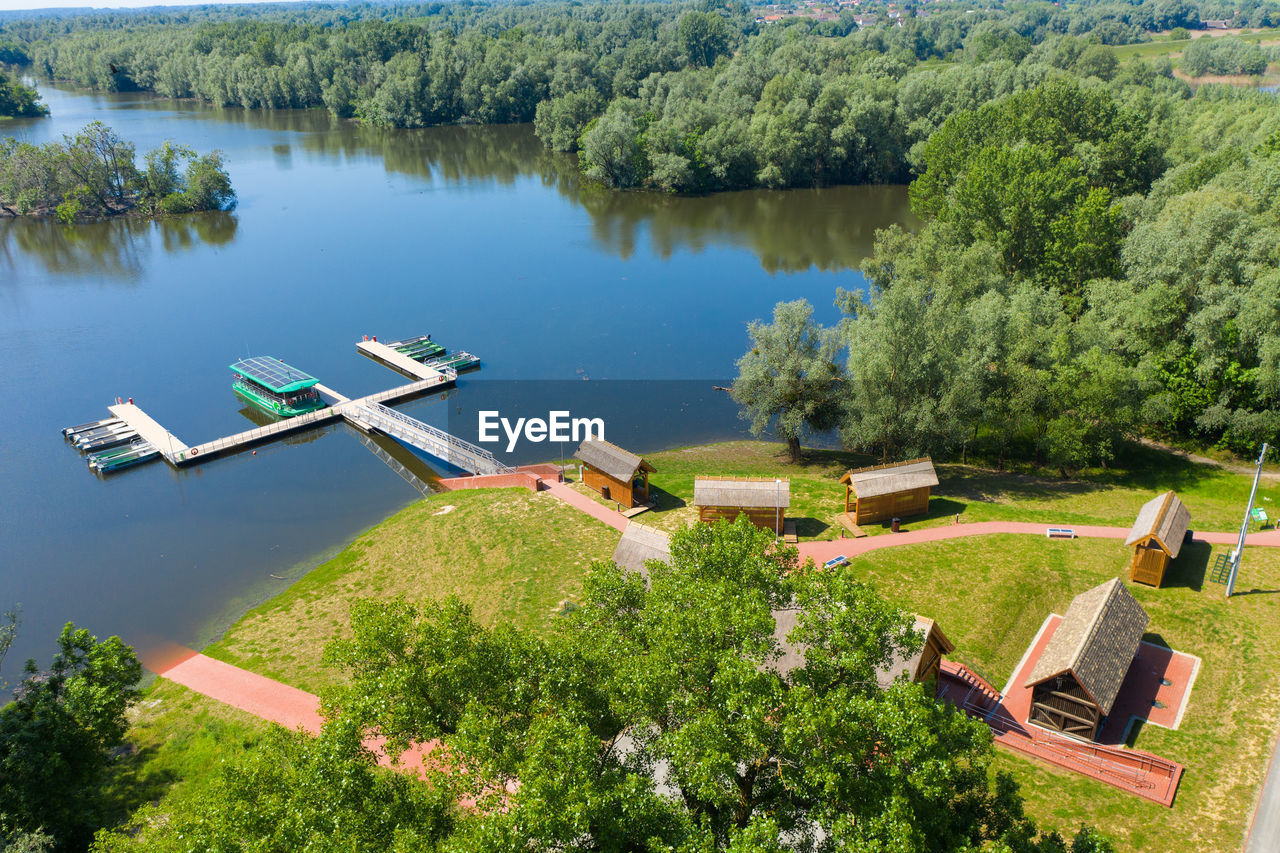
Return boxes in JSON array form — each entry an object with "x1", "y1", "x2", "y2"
[{"x1": 611, "y1": 523, "x2": 671, "y2": 581}]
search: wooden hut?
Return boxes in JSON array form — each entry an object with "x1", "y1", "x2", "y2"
[
  {"x1": 693, "y1": 477, "x2": 790, "y2": 533},
  {"x1": 771, "y1": 609, "x2": 954, "y2": 693},
  {"x1": 1125, "y1": 491, "x2": 1191, "y2": 587},
  {"x1": 576, "y1": 438, "x2": 655, "y2": 509},
  {"x1": 840, "y1": 458, "x2": 938, "y2": 526},
  {"x1": 1024, "y1": 579, "x2": 1149, "y2": 741},
  {"x1": 612, "y1": 524, "x2": 671, "y2": 581}
]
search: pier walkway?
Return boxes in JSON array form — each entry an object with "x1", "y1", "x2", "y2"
[
  {"x1": 108, "y1": 402, "x2": 189, "y2": 462},
  {"x1": 357, "y1": 339, "x2": 446, "y2": 382}
]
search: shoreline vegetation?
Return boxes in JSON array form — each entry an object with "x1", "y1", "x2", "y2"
[
  {"x1": 0, "y1": 121, "x2": 234, "y2": 222},
  {"x1": 104, "y1": 437, "x2": 1280, "y2": 853},
  {"x1": 0, "y1": 67, "x2": 44, "y2": 118}
]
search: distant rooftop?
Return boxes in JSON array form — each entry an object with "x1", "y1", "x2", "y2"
[{"x1": 229, "y1": 357, "x2": 319, "y2": 394}]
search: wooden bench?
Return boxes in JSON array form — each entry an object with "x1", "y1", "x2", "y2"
[
  {"x1": 1046, "y1": 527, "x2": 1077, "y2": 539},
  {"x1": 783, "y1": 519, "x2": 798, "y2": 544}
]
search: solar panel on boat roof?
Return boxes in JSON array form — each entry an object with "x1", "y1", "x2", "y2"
[{"x1": 230, "y1": 357, "x2": 317, "y2": 392}]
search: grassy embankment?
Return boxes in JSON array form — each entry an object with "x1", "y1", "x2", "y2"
[
  {"x1": 115, "y1": 442, "x2": 1279, "y2": 852},
  {"x1": 1107, "y1": 27, "x2": 1280, "y2": 87},
  {"x1": 571, "y1": 439, "x2": 1279, "y2": 540}
]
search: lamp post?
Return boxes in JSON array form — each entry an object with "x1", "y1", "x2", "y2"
[
  {"x1": 1226, "y1": 442, "x2": 1269, "y2": 598},
  {"x1": 775, "y1": 478, "x2": 782, "y2": 540}
]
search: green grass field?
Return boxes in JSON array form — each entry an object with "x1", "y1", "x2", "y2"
[
  {"x1": 844, "y1": 534, "x2": 1280, "y2": 853},
  {"x1": 612, "y1": 440, "x2": 1278, "y2": 541},
  {"x1": 204, "y1": 486, "x2": 621, "y2": 693},
  {"x1": 1110, "y1": 27, "x2": 1280, "y2": 61}
]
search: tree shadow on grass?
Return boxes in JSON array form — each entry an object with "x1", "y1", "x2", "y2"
[
  {"x1": 102, "y1": 742, "x2": 173, "y2": 826},
  {"x1": 1163, "y1": 541, "x2": 1212, "y2": 592}
]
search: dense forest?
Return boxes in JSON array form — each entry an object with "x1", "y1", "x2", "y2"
[
  {"x1": 732, "y1": 76, "x2": 1280, "y2": 469},
  {"x1": 2, "y1": 0, "x2": 1278, "y2": 457}
]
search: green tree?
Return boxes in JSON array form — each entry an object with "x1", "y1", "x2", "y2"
[
  {"x1": 94, "y1": 718, "x2": 453, "y2": 853},
  {"x1": 731, "y1": 299, "x2": 843, "y2": 462},
  {"x1": 677, "y1": 11, "x2": 731, "y2": 68},
  {"x1": 0, "y1": 71, "x2": 47, "y2": 119},
  {"x1": 0, "y1": 624, "x2": 141, "y2": 850}
]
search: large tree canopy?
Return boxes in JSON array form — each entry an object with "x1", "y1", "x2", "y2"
[{"x1": 93, "y1": 519, "x2": 1109, "y2": 851}]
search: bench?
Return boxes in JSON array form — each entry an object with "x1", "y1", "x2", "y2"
[
  {"x1": 1046, "y1": 527, "x2": 1077, "y2": 539},
  {"x1": 823, "y1": 555, "x2": 849, "y2": 570}
]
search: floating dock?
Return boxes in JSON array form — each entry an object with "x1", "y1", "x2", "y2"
[
  {"x1": 63, "y1": 335, "x2": 501, "y2": 479},
  {"x1": 108, "y1": 402, "x2": 190, "y2": 462},
  {"x1": 357, "y1": 339, "x2": 449, "y2": 382}
]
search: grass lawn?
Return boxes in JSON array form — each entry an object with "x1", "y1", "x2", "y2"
[
  {"x1": 612, "y1": 440, "x2": 1278, "y2": 541},
  {"x1": 204, "y1": 487, "x2": 621, "y2": 693},
  {"x1": 102, "y1": 679, "x2": 266, "y2": 824},
  {"x1": 1110, "y1": 27, "x2": 1280, "y2": 60},
  {"x1": 844, "y1": 533, "x2": 1280, "y2": 853}
]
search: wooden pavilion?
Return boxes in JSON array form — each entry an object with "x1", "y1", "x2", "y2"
[
  {"x1": 1125, "y1": 491, "x2": 1191, "y2": 587},
  {"x1": 839, "y1": 458, "x2": 938, "y2": 526},
  {"x1": 611, "y1": 523, "x2": 671, "y2": 581},
  {"x1": 771, "y1": 609, "x2": 954, "y2": 693},
  {"x1": 1024, "y1": 579, "x2": 1149, "y2": 741},
  {"x1": 693, "y1": 476, "x2": 790, "y2": 533},
  {"x1": 576, "y1": 438, "x2": 655, "y2": 509}
]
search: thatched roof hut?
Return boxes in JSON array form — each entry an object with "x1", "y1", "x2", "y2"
[
  {"x1": 839, "y1": 458, "x2": 938, "y2": 525},
  {"x1": 576, "y1": 438, "x2": 655, "y2": 509},
  {"x1": 1024, "y1": 578, "x2": 1149, "y2": 740},
  {"x1": 693, "y1": 477, "x2": 790, "y2": 533},
  {"x1": 612, "y1": 524, "x2": 671, "y2": 580},
  {"x1": 1125, "y1": 491, "x2": 1191, "y2": 587}
]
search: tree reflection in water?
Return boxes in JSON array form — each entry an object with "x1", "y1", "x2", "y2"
[{"x1": 0, "y1": 211, "x2": 238, "y2": 281}]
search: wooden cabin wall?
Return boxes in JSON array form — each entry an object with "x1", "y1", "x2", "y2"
[
  {"x1": 697, "y1": 506, "x2": 783, "y2": 533},
  {"x1": 853, "y1": 487, "x2": 931, "y2": 524},
  {"x1": 916, "y1": 633, "x2": 948, "y2": 687},
  {"x1": 1129, "y1": 543, "x2": 1169, "y2": 587},
  {"x1": 1029, "y1": 676, "x2": 1100, "y2": 740},
  {"x1": 584, "y1": 466, "x2": 638, "y2": 508}
]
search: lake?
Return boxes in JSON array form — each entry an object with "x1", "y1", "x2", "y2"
[{"x1": 0, "y1": 83, "x2": 916, "y2": 686}]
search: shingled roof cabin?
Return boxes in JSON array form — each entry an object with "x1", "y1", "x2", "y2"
[
  {"x1": 771, "y1": 609, "x2": 955, "y2": 693},
  {"x1": 611, "y1": 523, "x2": 672, "y2": 580},
  {"x1": 693, "y1": 476, "x2": 790, "y2": 534},
  {"x1": 1024, "y1": 579, "x2": 1149, "y2": 741},
  {"x1": 576, "y1": 438, "x2": 655, "y2": 509},
  {"x1": 839, "y1": 458, "x2": 938, "y2": 526},
  {"x1": 1125, "y1": 491, "x2": 1191, "y2": 588}
]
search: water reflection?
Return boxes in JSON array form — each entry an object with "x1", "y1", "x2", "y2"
[
  {"x1": 18, "y1": 84, "x2": 917, "y2": 273},
  {"x1": 0, "y1": 212, "x2": 238, "y2": 280}
]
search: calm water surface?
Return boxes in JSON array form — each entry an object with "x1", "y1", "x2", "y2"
[{"x1": 0, "y1": 84, "x2": 916, "y2": 683}]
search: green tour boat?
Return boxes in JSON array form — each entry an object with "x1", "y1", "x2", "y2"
[{"x1": 230, "y1": 356, "x2": 327, "y2": 418}]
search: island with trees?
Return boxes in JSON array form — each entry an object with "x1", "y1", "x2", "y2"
[
  {"x1": 0, "y1": 122, "x2": 235, "y2": 221},
  {"x1": 0, "y1": 67, "x2": 45, "y2": 118}
]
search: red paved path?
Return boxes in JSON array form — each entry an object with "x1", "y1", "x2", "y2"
[
  {"x1": 159, "y1": 651, "x2": 439, "y2": 775},
  {"x1": 541, "y1": 479, "x2": 629, "y2": 531}
]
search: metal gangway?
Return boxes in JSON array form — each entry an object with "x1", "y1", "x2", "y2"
[
  {"x1": 346, "y1": 401, "x2": 513, "y2": 476},
  {"x1": 349, "y1": 428, "x2": 435, "y2": 498}
]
